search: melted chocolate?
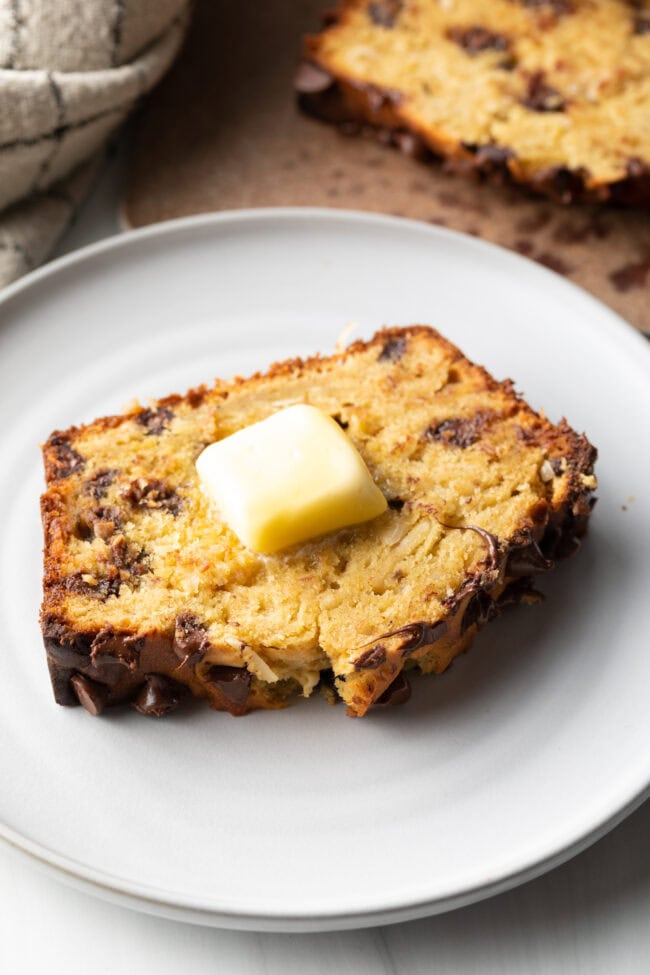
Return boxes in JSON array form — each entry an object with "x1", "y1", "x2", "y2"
[
  {"x1": 205, "y1": 666, "x2": 251, "y2": 705},
  {"x1": 134, "y1": 675, "x2": 182, "y2": 717},
  {"x1": 136, "y1": 406, "x2": 174, "y2": 436},
  {"x1": 374, "y1": 672, "x2": 411, "y2": 708},
  {"x1": 125, "y1": 478, "x2": 183, "y2": 516},
  {"x1": 506, "y1": 538, "x2": 553, "y2": 577},
  {"x1": 84, "y1": 469, "x2": 119, "y2": 499},
  {"x1": 354, "y1": 645, "x2": 387, "y2": 670},
  {"x1": 70, "y1": 673, "x2": 109, "y2": 716},
  {"x1": 447, "y1": 26, "x2": 509, "y2": 53},
  {"x1": 46, "y1": 434, "x2": 85, "y2": 480}
]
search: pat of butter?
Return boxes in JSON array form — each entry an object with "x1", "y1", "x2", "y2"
[{"x1": 196, "y1": 404, "x2": 387, "y2": 554}]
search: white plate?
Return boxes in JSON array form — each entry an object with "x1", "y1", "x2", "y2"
[{"x1": 0, "y1": 209, "x2": 649, "y2": 933}]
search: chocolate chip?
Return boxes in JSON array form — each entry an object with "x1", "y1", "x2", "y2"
[
  {"x1": 474, "y1": 144, "x2": 515, "y2": 172},
  {"x1": 136, "y1": 406, "x2": 174, "y2": 436},
  {"x1": 447, "y1": 26, "x2": 510, "y2": 53},
  {"x1": 133, "y1": 675, "x2": 182, "y2": 717},
  {"x1": 125, "y1": 478, "x2": 183, "y2": 516},
  {"x1": 205, "y1": 665, "x2": 251, "y2": 705},
  {"x1": 293, "y1": 60, "x2": 335, "y2": 94},
  {"x1": 354, "y1": 645, "x2": 387, "y2": 670},
  {"x1": 65, "y1": 572, "x2": 121, "y2": 600},
  {"x1": 387, "y1": 497, "x2": 405, "y2": 511},
  {"x1": 46, "y1": 434, "x2": 85, "y2": 479},
  {"x1": 84, "y1": 469, "x2": 119, "y2": 500},
  {"x1": 109, "y1": 535, "x2": 150, "y2": 576},
  {"x1": 425, "y1": 413, "x2": 493, "y2": 448},
  {"x1": 90, "y1": 629, "x2": 141, "y2": 674},
  {"x1": 368, "y1": 0, "x2": 402, "y2": 28},
  {"x1": 88, "y1": 505, "x2": 123, "y2": 539},
  {"x1": 173, "y1": 612, "x2": 210, "y2": 666},
  {"x1": 398, "y1": 619, "x2": 448, "y2": 656},
  {"x1": 70, "y1": 673, "x2": 110, "y2": 716},
  {"x1": 532, "y1": 166, "x2": 585, "y2": 204},
  {"x1": 506, "y1": 538, "x2": 553, "y2": 577},
  {"x1": 523, "y1": 72, "x2": 565, "y2": 112},
  {"x1": 375, "y1": 672, "x2": 411, "y2": 707},
  {"x1": 461, "y1": 590, "x2": 498, "y2": 635},
  {"x1": 332, "y1": 413, "x2": 349, "y2": 429},
  {"x1": 378, "y1": 336, "x2": 407, "y2": 362}
]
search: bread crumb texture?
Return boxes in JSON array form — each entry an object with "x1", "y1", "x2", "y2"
[{"x1": 41, "y1": 326, "x2": 597, "y2": 717}]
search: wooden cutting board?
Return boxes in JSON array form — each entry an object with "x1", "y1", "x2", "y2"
[{"x1": 123, "y1": 0, "x2": 650, "y2": 334}]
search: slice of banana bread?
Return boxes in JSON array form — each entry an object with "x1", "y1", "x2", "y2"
[
  {"x1": 296, "y1": 0, "x2": 650, "y2": 205},
  {"x1": 41, "y1": 326, "x2": 597, "y2": 718}
]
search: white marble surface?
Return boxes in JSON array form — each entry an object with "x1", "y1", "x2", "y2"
[{"x1": 1, "y1": 153, "x2": 649, "y2": 974}]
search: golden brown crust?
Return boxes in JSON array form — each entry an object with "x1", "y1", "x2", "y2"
[{"x1": 40, "y1": 325, "x2": 597, "y2": 718}]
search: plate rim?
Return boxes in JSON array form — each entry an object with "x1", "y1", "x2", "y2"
[{"x1": 1, "y1": 206, "x2": 649, "y2": 932}]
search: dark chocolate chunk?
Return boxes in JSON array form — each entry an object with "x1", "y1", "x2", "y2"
[
  {"x1": 133, "y1": 675, "x2": 182, "y2": 717},
  {"x1": 523, "y1": 72, "x2": 565, "y2": 112},
  {"x1": 70, "y1": 673, "x2": 110, "y2": 716},
  {"x1": 506, "y1": 538, "x2": 553, "y2": 577},
  {"x1": 89, "y1": 628, "x2": 142, "y2": 673},
  {"x1": 46, "y1": 434, "x2": 85, "y2": 480},
  {"x1": 64, "y1": 572, "x2": 121, "y2": 600},
  {"x1": 461, "y1": 590, "x2": 499, "y2": 634},
  {"x1": 135, "y1": 406, "x2": 174, "y2": 436},
  {"x1": 398, "y1": 619, "x2": 448, "y2": 655},
  {"x1": 88, "y1": 505, "x2": 123, "y2": 539},
  {"x1": 447, "y1": 26, "x2": 510, "y2": 53},
  {"x1": 375, "y1": 672, "x2": 411, "y2": 708},
  {"x1": 425, "y1": 412, "x2": 495, "y2": 448},
  {"x1": 293, "y1": 60, "x2": 335, "y2": 94},
  {"x1": 84, "y1": 468, "x2": 119, "y2": 499},
  {"x1": 387, "y1": 496, "x2": 405, "y2": 511},
  {"x1": 474, "y1": 144, "x2": 515, "y2": 173},
  {"x1": 125, "y1": 478, "x2": 183, "y2": 516},
  {"x1": 368, "y1": 0, "x2": 403, "y2": 28},
  {"x1": 109, "y1": 535, "x2": 150, "y2": 576},
  {"x1": 354, "y1": 644, "x2": 387, "y2": 670},
  {"x1": 173, "y1": 612, "x2": 210, "y2": 667},
  {"x1": 205, "y1": 665, "x2": 251, "y2": 705},
  {"x1": 378, "y1": 336, "x2": 407, "y2": 362}
]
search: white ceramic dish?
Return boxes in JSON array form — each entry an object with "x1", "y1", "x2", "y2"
[{"x1": 0, "y1": 209, "x2": 648, "y2": 933}]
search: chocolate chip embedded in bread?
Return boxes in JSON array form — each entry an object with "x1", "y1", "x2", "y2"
[
  {"x1": 374, "y1": 672, "x2": 411, "y2": 707},
  {"x1": 173, "y1": 612, "x2": 210, "y2": 666},
  {"x1": 447, "y1": 26, "x2": 510, "y2": 54},
  {"x1": 205, "y1": 665, "x2": 251, "y2": 705},
  {"x1": 84, "y1": 469, "x2": 119, "y2": 499},
  {"x1": 506, "y1": 538, "x2": 553, "y2": 577},
  {"x1": 461, "y1": 590, "x2": 499, "y2": 634},
  {"x1": 124, "y1": 478, "x2": 183, "y2": 516},
  {"x1": 523, "y1": 71, "x2": 566, "y2": 112},
  {"x1": 133, "y1": 675, "x2": 182, "y2": 717},
  {"x1": 368, "y1": 0, "x2": 403, "y2": 28},
  {"x1": 136, "y1": 406, "x2": 174, "y2": 436},
  {"x1": 378, "y1": 335, "x2": 407, "y2": 362},
  {"x1": 64, "y1": 572, "x2": 121, "y2": 600},
  {"x1": 425, "y1": 413, "x2": 494, "y2": 448},
  {"x1": 70, "y1": 673, "x2": 110, "y2": 715},
  {"x1": 354, "y1": 644, "x2": 387, "y2": 670},
  {"x1": 46, "y1": 434, "x2": 85, "y2": 479}
]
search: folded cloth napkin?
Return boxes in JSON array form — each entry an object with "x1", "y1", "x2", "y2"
[{"x1": 0, "y1": 0, "x2": 190, "y2": 288}]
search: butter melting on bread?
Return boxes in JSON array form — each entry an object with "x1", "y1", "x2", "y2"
[{"x1": 40, "y1": 326, "x2": 597, "y2": 718}]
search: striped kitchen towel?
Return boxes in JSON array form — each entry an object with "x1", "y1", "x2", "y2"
[{"x1": 0, "y1": 0, "x2": 190, "y2": 288}]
